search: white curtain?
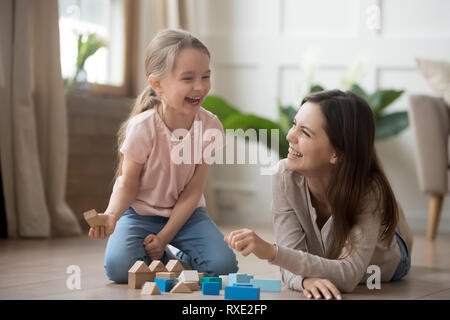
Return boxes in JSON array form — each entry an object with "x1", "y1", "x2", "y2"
[{"x1": 0, "y1": 0, "x2": 82, "y2": 237}]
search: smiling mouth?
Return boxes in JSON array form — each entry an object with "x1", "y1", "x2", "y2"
[
  {"x1": 185, "y1": 96, "x2": 202, "y2": 105},
  {"x1": 288, "y1": 146, "x2": 303, "y2": 158}
]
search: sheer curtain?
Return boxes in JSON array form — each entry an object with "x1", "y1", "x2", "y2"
[{"x1": 0, "y1": 0, "x2": 82, "y2": 237}]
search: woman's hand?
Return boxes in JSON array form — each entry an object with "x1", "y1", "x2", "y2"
[
  {"x1": 143, "y1": 234, "x2": 166, "y2": 260},
  {"x1": 224, "y1": 228, "x2": 277, "y2": 261},
  {"x1": 88, "y1": 214, "x2": 117, "y2": 239},
  {"x1": 302, "y1": 278, "x2": 342, "y2": 300}
]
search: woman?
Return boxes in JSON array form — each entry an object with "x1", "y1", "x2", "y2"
[{"x1": 225, "y1": 90, "x2": 413, "y2": 299}]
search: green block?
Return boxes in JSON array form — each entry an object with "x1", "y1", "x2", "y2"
[{"x1": 200, "y1": 277, "x2": 222, "y2": 288}]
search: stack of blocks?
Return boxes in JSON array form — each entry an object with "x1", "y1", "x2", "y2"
[{"x1": 127, "y1": 260, "x2": 282, "y2": 299}]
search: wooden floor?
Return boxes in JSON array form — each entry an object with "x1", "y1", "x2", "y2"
[{"x1": 1, "y1": 225, "x2": 449, "y2": 300}]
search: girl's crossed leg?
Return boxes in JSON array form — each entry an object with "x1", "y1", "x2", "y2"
[{"x1": 103, "y1": 206, "x2": 238, "y2": 283}]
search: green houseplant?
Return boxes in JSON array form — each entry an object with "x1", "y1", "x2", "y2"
[
  {"x1": 203, "y1": 83, "x2": 408, "y2": 160},
  {"x1": 65, "y1": 33, "x2": 107, "y2": 94}
]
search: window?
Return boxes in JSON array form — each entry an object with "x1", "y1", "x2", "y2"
[{"x1": 58, "y1": 0, "x2": 138, "y2": 96}]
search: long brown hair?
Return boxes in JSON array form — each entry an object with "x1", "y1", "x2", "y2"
[
  {"x1": 113, "y1": 29, "x2": 210, "y2": 180},
  {"x1": 301, "y1": 90, "x2": 399, "y2": 259}
]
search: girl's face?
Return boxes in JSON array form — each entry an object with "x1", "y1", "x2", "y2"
[
  {"x1": 285, "y1": 101, "x2": 337, "y2": 174},
  {"x1": 153, "y1": 48, "x2": 211, "y2": 117}
]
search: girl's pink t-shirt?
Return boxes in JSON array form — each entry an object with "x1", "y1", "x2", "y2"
[{"x1": 113, "y1": 107, "x2": 225, "y2": 217}]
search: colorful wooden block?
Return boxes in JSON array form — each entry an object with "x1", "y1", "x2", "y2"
[
  {"x1": 228, "y1": 273, "x2": 253, "y2": 286},
  {"x1": 170, "y1": 281, "x2": 192, "y2": 293},
  {"x1": 149, "y1": 260, "x2": 167, "y2": 272},
  {"x1": 250, "y1": 279, "x2": 282, "y2": 292},
  {"x1": 183, "y1": 281, "x2": 201, "y2": 291},
  {"x1": 128, "y1": 261, "x2": 155, "y2": 289},
  {"x1": 233, "y1": 283, "x2": 253, "y2": 287},
  {"x1": 219, "y1": 275, "x2": 228, "y2": 289},
  {"x1": 201, "y1": 282, "x2": 221, "y2": 295},
  {"x1": 154, "y1": 278, "x2": 175, "y2": 292},
  {"x1": 141, "y1": 282, "x2": 160, "y2": 295},
  {"x1": 200, "y1": 276, "x2": 222, "y2": 288},
  {"x1": 155, "y1": 272, "x2": 178, "y2": 279},
  {"x1": 225, "y1": 286, "x2": 260, "y2": 300},
  {"x1": 178, "y1": 270, "x2": 199, "y2": 282},
  {"x1": 83, "y1": 209, "x2": 105, "y2": 227},
  {"x1": 166, "y1": 260, "x2": 184, "y2": 273}
]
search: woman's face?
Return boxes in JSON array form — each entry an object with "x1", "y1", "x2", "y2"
[{"x1": 285, "y1": 101, "x2": 337, "y2": 174}]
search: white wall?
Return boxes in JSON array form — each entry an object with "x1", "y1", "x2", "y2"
[{"x1": 193, "y1": 0, "x2": 450, "y2": 232}]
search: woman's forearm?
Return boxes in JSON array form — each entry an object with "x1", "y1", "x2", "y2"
[{"x1": 104, "y1": 182, "x2": 138, "y2": 221}]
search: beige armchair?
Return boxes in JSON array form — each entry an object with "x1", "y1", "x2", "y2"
[{"x1": 409, "y1": 94, "x2": 450, "y2": 240}]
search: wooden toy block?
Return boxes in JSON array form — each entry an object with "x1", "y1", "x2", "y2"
[
  {"x1": 149, "y1": 260, "x2": 167, "y2": 273},
  {"x1": 250, "y1": 279, "x2": 282, "y2": 292},
  {"x1": 198, "y1": 272, "x2": 206, "y2": 279},
  {"x1": 183, "y1": 281, "x2": 201, "y2": 291},
  {"x1": 165, "y1": 259, "x2": 184, "y2": 274},
  {"x1": 228, "y1": 273, "x2": 252, "y2": 286},
  {"x1": 225, "y1": 286, "x2": 260, "y2": 300},
  {"x1": 201, "y1": 282, "x2": 221, "y2": 295},
  {"x1": 170, "y1": 281, "x2": 192, "y2": 293},
  {"x1": 141, "y1": 282, "x2": 160, "y2": 295},
  {"x1": 233, "y1": 283, "x2": 253, "y2": 287},
  {"x1": 200, "y1": 277, "x2": 222, "y2": 288},
  {"x1": 155, "y1": 272, "x2": 178, "y2": 279},
  {"x1": 154, "y1": 278, "x2": 175, "y2": 292},
  {"x1": 128, "y1": 261, "x2": 155, "y2": 289},
  {"x1": 83, "y1": 209, "x2": 105, "y2": 227},
  {"x1": 219, "y1": 275, "x2": 228, "y2": 289},
  {"x1": 178, "y1": 270, "x2": 199, "y2": 283}
]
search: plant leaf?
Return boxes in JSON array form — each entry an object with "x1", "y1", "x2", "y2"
[
  {"x1": 375, "y1": 111, "x2": 409, "y2": 140},
  {"x1": 350, "y1": 83, "x2": 369, "y2": 101},
  {"x1": 202, "y1": 95, "x2": 241, "y2": 123},
  {"x1": 222, "y1": 113, "x2": 288, "y2": 158},
  {"x1": 278, "y1": 103, "x2": 297, "y2": 135},
  {"x1": 310, "y1": 84, "x2": 325, "y2": 93},
  {"x1": 369, "y1": 89, "x2": 404, "y2": 114}
]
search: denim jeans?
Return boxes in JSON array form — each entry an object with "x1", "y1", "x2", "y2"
[
  {"x1": 390, "y1": 227, "x2": 411, "y2": 281},
  {"x1": 104, "y1": 206, "x2": 238, "y2": 283}
]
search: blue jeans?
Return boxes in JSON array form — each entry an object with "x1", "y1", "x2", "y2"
[
  {"x1": 104, "y1": 206, "x2": 238, "y2": 283},
  {"x1": 390, "y1": 227, "x2": 411, "y2": 281}
]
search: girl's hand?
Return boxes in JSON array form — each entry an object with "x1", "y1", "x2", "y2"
[
  {"x1": 143, "y1": 234, "x2": 166, "y2": 260},
  {"x1": 302, "y1": 278, "x2": 342, "y2": 300},
  {"x1": 88, "y1": 214, "x2": 117, "y2": 239},
  {"x1": 224, "y1": 228, "x2": 276, "y2": 261}
]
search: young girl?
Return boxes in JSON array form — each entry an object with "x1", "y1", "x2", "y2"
[
  {"x1": 88, "y1": 29, "x2": 238, "y2": 283},
  {"x1": 225, "y1": 90, "x2": 413, "y2": 299}
]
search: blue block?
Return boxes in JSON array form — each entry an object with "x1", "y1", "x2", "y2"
[
  {"x1": 250, "y1": 279, "x2": 281, "y2": 292},
  {"x1": 202, "y1": 281, "x2": 221, "y2": 295},
  {"x1": 228, "y1": 273, "x2": 253, "y2": 286},
  {"x1": 154, "y1": 278, "x2": 174, "y2": 292},
  {"x1": 233, "y1": 283, "x2": 253, "y2": 287},
  {"x1": 225, "y1": 286, "x2": 260, "y2": 300}
]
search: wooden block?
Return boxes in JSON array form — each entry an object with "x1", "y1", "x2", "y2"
[
  {"x1": 149, "y1": 260, "x2": 167, "y2": 273},
  {"x1": 170, "y1": 282, "x2": 192, "y2": 293},
  {"x1": 155, "y1": 272, "x2": 178, "y2": 279},
  {"x1": 202, "y1": 282, "x2": 221, "y2": 295},
  {"x1": 154, "y1": 278, "x2": 175, "y2": 292},
  {"x1": 219, "y1": 275, "x2": 229, "y2": 289},
  {"x1": 128, "y1": 261, "x2": 155, "y2": 289},
  {"x1": 198, "y1": 272, "x2": 206, "y2": 279},
  {"x1": 225, "y1": 286, "x2": 260, "y2": 300},
  {"x1": 83, "y1": 209, "x2": 105, "y2": 227},
  {"x1": 141, "y1": 282, "x2": 160, "y2": 295},
  {"x1": 250, "y1": 279, "x2": 281, "y2": 292},
  {"x1": 183, "y1": 281, "x2": 201, "y2": 291},
  {"x1": 166, "y1": 260, "x2": 184, "y2": 273},
  {"x1": 178, "y1": 270, "x2": 199, "y2": 283}
]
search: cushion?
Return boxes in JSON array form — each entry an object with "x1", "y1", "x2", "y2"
[{"x1": 416, "y1": 58, "x2": 450, "y2": 106}]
